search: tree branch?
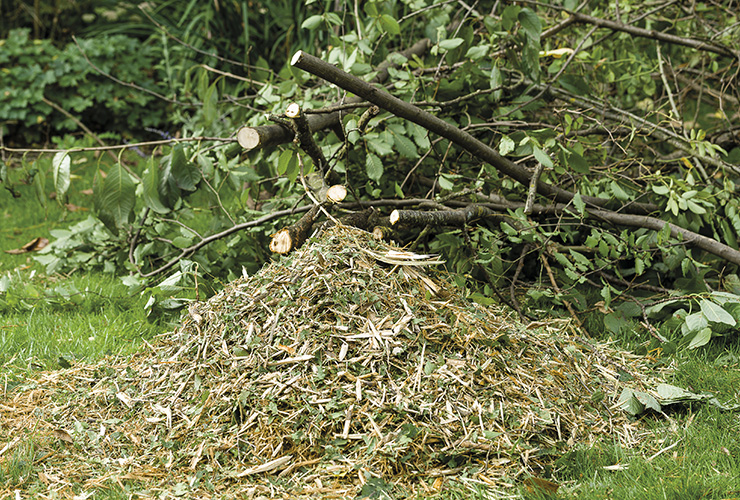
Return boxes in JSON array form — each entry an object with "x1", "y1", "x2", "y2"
[
  {"x1": 236, "y1": 38, "x2": 432, "y2": 152},
  {"x1": 290, "y1": 50, "x2": 657, "y2": 215}
]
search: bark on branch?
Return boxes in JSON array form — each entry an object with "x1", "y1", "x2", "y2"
[
  {"x1": 390, "y1": 205, "x2": 493, "y2": 227},
  {"x1": 290, "y1": 50, "x2": 656, "y2": 215}
]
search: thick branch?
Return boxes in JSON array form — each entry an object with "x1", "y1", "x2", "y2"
[
  {"x1": 390, "y1": 205, "x2": 493, "y2": 227},
  {"x1": 237, "y1": 38, "x2": 431, "y2": 152},
  {"x1": 290, "y1": 50, "x2": 656, "y2": 215}
]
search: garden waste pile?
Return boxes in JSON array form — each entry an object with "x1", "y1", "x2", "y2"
[{"x1": 1, "y1": 225, "x2": 664, "y2": 498}]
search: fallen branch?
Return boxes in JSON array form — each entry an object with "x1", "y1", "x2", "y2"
[
  {"x1": 390, "y1": 205, "x2": 493, "y2": 227},
  {"x1": 286, "y1": 102, "x2": 329, "y2": 181},
  {"x1": 237, "y1": 38, "x2": 431, "y2": 152},
  {"x1": 290, "y1": 50, "x2": 657, "y2": 215}
]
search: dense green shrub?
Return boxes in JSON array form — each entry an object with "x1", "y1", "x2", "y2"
[{"x1": 0, "y1": 28, "x2": 172, "y2": 144}]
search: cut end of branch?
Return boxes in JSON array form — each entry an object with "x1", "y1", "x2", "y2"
[
  {"x1": 286, "y1": 103, "x2": 302, "y2": 118},
  {"x1": 326, "y1": 185, "x2": 347, "y2": 203},
  {"x1": 372, "y1": 226, "x2": 393, "y2": 241},
  {"x1": 269, "y1": 229, "x2": 293, "y2": 254},
  {"x1": 290, "y1": 51, "x2": 305, "y2": 67},
  {"x1": 237, "y1": 127, "x2": 261, "y2": 150},
  {"x1": 390, "y1": 210, "x2": 400, "y2": 225}
]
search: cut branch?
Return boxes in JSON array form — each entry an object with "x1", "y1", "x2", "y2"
[
  {"x1": 290, "y1": 50, "x2": 657, "y2": 215},
  {"x1": 270, "y1": 204, "x2": 322, "y2": 254},
  {"x1": 237, "y1": 38, "x2": 431, "y2": 152},
  {"x1": 286, "y1": 103, "x2": 329, "y2": 177},
  {"x1": 390, "y1": 205, "x2": 493, "y2": 227}
]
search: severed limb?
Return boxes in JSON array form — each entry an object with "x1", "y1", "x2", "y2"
[
  {"x1": 390, "y1": 205, "x2": 493, "y2": 227},
  {"x1": 269, "y1": 204, "x2": 322, "y2": 254}
]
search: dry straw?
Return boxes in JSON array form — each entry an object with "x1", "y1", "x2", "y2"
[{"x1": 1, "y1": 225, "x2": 664, "y2": 498}]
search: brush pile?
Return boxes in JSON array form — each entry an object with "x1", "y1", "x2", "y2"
[{"x1": 1, "y1": 225, "x2": 664, "y2": 498}]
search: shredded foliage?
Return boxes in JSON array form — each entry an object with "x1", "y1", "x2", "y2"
[{"x1": 1, "y1": 226, "x2": 667, "y2": 498}]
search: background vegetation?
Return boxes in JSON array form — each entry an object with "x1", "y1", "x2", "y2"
[{"x1": 2, "y1": 0, "x2": 740, "y2": 498}]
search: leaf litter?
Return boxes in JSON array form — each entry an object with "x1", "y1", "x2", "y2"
[{"x1": 2, "y1": 225, "x2": 674, "y2": 498}]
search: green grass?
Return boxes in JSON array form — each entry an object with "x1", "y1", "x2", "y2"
[
  {"x1": 1, "y1": 150, "x2": 168, "y2": 372},
  {"x1": 0, "y1": 271, "x2": 161, "y2": 371}
]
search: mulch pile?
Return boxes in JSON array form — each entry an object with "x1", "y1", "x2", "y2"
[{"x1": 1, "y1": 225, "x2": 665, "y2": 498}]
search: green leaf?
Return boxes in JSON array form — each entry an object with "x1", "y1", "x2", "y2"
[
  {"x1": 688, "y1": 327, "x2": 713, "y2": 349},
  {"x1": 277, "y1": 149, "x2": 297, "y2": 176},
  {"x1": 301, "y1": 15, "x2": 323, "y2": 30},
  {"x1": 609, "y1": 181, "x2": 629, "y2": 201},
  {"x1": 700, "y1": 299, "x2": 736, "y2": 326},
  {"x1": 379, "y1": 14, "x2": 400, "y2": 35},
  {"x1": 438, "y1": 174, "x2": 454, "y2": 191},
  {"x1": 532, "y1": 145, "x2": 553, "y2": 168},
  {"x1": 170, "y1": 144, "x2": 201, "y2": 192},
  {"x1": 466, "y1": 45, "x2": 490, "y2": 60},
  {"x1": 499, "y1": 135, "x2": 515, "y2": 156},
  {"x1": 656, "y1": 383, "x2": 707, "y2": 404},
  {"x1": 366, "y1": 153, "x2": 383, "y2": 182},
  {"x1": 683, "y1": 311, "x2": 708, "y2": 333},
  {"x1": 393, "y1": 134, "x2": 418, "y2": 159},
  {"x1": 363, "y1": 2, "x2": 378, "y2": 17},
  {"x1": 97, "y1": 162, "x2": 136, "y2": 229},
  {"x1": 202, "y1": 81, "x2": 218, "y2": 127},
  {"x1": 651, "y1": 184, "x2": 670, "y2": 195},
  {"x1": 686, "y1": 200, "x2": 706, "y2": 215},
  {"x1": 490, "y1": 65, "x2": 503, "y2": 100},
  {"x1": 501, "y1": 4, "x2": 521, "y2": 31},
  {"x1": 518, "y1": 8, "x2": 542, "y2": 41},
  {"x1": 52, "y1": 151, "x2": 71, "y2": 200},
  {"x1": 142, "y1": 157, "x2": 169, "y2": 214},
  {"x1": 572, "y1": 192, "x2": 585, "y2": 215},
  {"x1": 439, "y1": 38, "x2": 464, "y2": 50},
  {"x1": 617, "y1": 387, "x2": 661, "y2": 416}
]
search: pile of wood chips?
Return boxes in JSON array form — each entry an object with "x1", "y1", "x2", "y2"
[{"x1": 1, "y1": 225, "x2": 664, "y2": 498}]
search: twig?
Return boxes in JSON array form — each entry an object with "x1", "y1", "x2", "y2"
[
  {"x1": 567, "y1": 10, "x2": 739, "y2": 59},
  {"x1": 0, "y1": 136, "x2": 235, "y2": 155},
  {"x1": 201, "y1": 64, "x2": 272, "y2": 87},
  {"x1": 510, "y1": 244, "x2": 531, "y2": 320},
  {"x1": 540, "y1": 253, "x2": 582, "y2": 327},
  {"x1": 137, "y1": 205, "x2": 312, "y2": 277},
  {"x1": 524, "y1": 163, "x2": 544, "y2": 215}
]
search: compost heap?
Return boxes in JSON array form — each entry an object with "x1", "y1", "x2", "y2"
[{"x1": 1, "y1": 225, "x2": 663, "y2": 498}]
